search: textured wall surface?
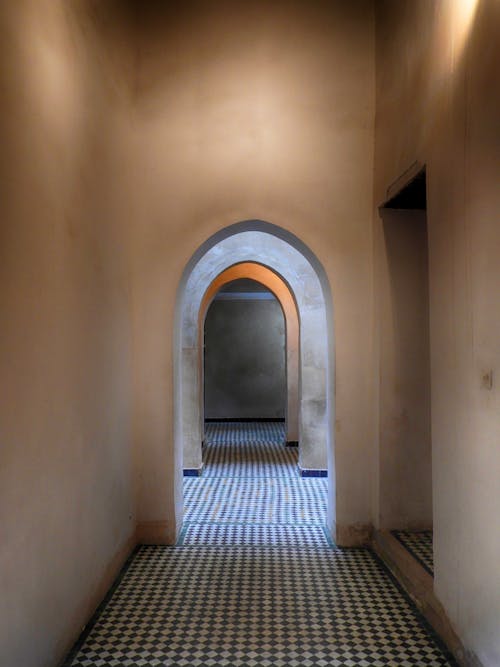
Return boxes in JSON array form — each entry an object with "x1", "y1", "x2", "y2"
[
  {"x1": 374, "y1": 1, "x2": 500, "y2": 664},
  {"x1": 8, "y1": 1, "x2": 500, "y2": 666},
  {"x1": 0, "y1": 3, "x2": 136, "y2": 666},
  {"x1": 130, "y1": 0, "x2": 375, "y2": 544},
  {"x1": 1, "y1": 5, "x2": 376, "y2": 664},
  {"x1": 204, "y1": 298, "x2": 286, "y2": 419}
]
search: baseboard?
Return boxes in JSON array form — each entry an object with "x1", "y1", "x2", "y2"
[
  {"x1": 136, "y1": 520, "x2": 178, "y2": 545},
  {"x1": 372, "y1": 530, "x2": 483, "y2": 667},
  {"x1": 57, "y1": 529, "x2": 137, "y2": 667}
]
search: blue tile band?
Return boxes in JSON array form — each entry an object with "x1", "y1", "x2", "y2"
[
  {"x1": 183, "y1": 468, "x2": 203, "y2": 477},
  {"x1": 298, "y1": 466, "x2": 328, "y2": 477}
]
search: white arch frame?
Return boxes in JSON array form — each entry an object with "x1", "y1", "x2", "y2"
[
  {"x1": 174, "y1": 221, "x2": 336, "y2": 530},
  {"x1": 199, "y1": 262, "x2": 300, "y2": 444}
]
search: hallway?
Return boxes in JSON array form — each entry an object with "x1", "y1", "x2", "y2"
[{"x1": 63, "y1": 423, "x2": 455, "y2": 666}]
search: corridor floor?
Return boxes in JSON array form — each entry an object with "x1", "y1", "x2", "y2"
[{"x1": 63, "y1": 422, "x2": 456, "y2": 666}]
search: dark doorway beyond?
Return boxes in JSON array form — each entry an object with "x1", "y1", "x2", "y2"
[{"x1": 204, "y1": 279, "x2": 286, "y2": 420}]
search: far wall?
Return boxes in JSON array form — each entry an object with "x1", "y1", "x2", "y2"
[{"x1": 204, "y1": 295, "x2": 286, "y2": 419}]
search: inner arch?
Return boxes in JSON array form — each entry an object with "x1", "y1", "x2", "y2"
[{"x1": 199, "y1": 262, "x2": 299, "y2": 443}]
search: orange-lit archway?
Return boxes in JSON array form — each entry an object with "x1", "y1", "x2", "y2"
[{"x1": 199, "y1": 262, "x2": 299, "y2": 443}]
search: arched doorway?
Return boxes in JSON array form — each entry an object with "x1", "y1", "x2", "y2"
[
  {"x1": 174, "y1": 220, "x2": 336, "y2": 536},
  {"x1": 203, "y1": 277, "x2": 287, "y2": 427},
  {"x1": 199, "y1": 262, "x2": 299, "y2": 447}
]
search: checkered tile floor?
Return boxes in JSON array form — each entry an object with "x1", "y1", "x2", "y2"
[
  {"x1": 392, "y1": 530, "x2": 434, "y2": 577},
  {"x1": 203, "y1": 421, "x2": 295, "y2": 477},
  {"x1": 184, "y1": 421, "x2": 326, "y2": 529},
  {"x1": 184, "y1": 477, "x2": 328, "y2": 525},
  {"x1": 205, "y1": 421, "x2": 286, "y2": 445},
  {"x1": 180, "y1": 524, "x2": 331, "y2": 547},
  {"x1": 63, "y1": 423, "x2": 455, "y2": 666}
]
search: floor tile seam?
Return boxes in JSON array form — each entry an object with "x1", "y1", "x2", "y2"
[
  {"x1": 140, "y1": 543, "x2": 369, "y2": 555},
  {"x1": 182, "y1": 522, "x2": 327, "y2": 527},
  {"x1": 194, "y1": 475, "x2": 299, "y2": 479},
  {"x1": 179, "y1": 523, "x2": 330, "y2": 545},
  {"x1": 179, "y1": 539, "x2": 333, "y2": 549},
  {"x1": 183, "y1": 520, "x2": 329, "y2": 527},
  {"x1": 166, "y1": 542, "x2": 339, "y2": 552},
  {"x1": 184, "y1": 475, "x2": 326, "y2": 488},
  {"x1": 169, "y1": 541, "x2": 396, "y2": 556},
  {"x1": 173, "y1": 546, "x2": 335, "y2": 553},
  {"x1": 183, "y1": 519, "x2": 327, "y2": 528}
]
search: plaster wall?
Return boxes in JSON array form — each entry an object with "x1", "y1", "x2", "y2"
[
  {"x1": 374, "y1": 1, "x2": 500, "y2": 663},
  {"x1": 3, "y1": 1, "x2": 499, "y2": 665},
  {"x1": 377, "y1": 209, "x2": 432, "y2": 530},
  {"x1": 1, "y1": 1, "x2": 378, "y2": 663},
  {"x1": 0, "y1": 3, "x2": 136, "y2": 666},
  {"x1": 204, "y1": 297, "x2": 286, "y2": 420},
  {"x1": 126, "y1": 0, "x2": 376, "y2": 545}
]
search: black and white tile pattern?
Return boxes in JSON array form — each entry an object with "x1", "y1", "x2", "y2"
[
  {"x1": 203, "y1": 441, "x2": 298, "y2": 477},
  {"x1": 184, "y1": 477, "x2": 328, "y2": 524},
  {"x1": 204, "y1": 421, "x2": 286, "y2": 446},
  {"x1": 180, "y1": 523, "x2": 331, "y2": 547},
  {"x1": 203, "y1": 421, "x2": 294, "y2": 478},
  {"x1": 186, "y1": 422, "x2": 326, "y2": 524},
  {"x1": 392, "y1": 530, "x2": 434, "y2": 577},
  {"x1": 64, "y1": 545, "x2": 455, "y2": 666},
  {"x1": 63, "y1": 423, "x2": 455, "y2": 666}
]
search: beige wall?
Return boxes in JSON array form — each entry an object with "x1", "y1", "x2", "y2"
[
  {"x1": 376, "y1": 208, "x2": 432, "y2": 530},
  {"x1": 0, "y1": 3, "x2": 136, "y2": 666},
  {"x1": 374, "y1": 1, "x2": 500, "y2": 664},
  {"x1": 127, "y1": 0, "x2": 376, "y2": 542},
  {"x1": 3, "y1": 1, "x2": 499, "y2": 666},
  {"x1": 1, "y1": 4, "x2": 376, "y2": 661}
]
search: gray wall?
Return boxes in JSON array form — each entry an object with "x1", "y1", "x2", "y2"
[{"x1": 204, "y1": 297, "x2": 286, "y2": 419}]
